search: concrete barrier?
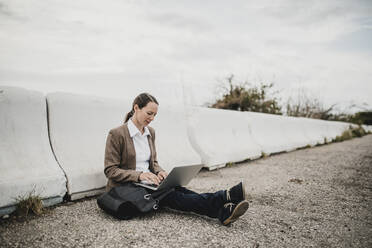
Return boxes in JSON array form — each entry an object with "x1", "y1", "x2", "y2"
[
  {"x1": 150, "y1": 103, "x2": 201, "y2": 172},
  {"x1": 245, "y1": 111, "x2": 296, "y2": 154},
  {"x1": 323, "y1": 121, "x2": 337, "y2": 142},
  {"x1": 300, "y1": 117, "x2": 327, "y2": 146},
  {"x1": 47, "y1": 93, "x2": 128, "y2": 200},
  {"x1": 317, "y1": 120, "x2": 333, "y2": 144},
  {"x1": 362, "y1": 125, "x2": 368, "y2": 132},
  {"x1": 350, "y1": 123, "x2": 359, "y2": 129},
  {"x1": 367, "y1": 125, "x2": 372, "y2": 133},
  {"x1": 47, "y1": 93, "x2": 201, "y2": 199},
  {"x1": 2, "y1": 86, "x2": 364, "y2": 206},
  {"x1": 188, "y1": 107, "x2": 262, "y2": 169},
  {"x1": 362, "y1": 124, "x2": 372, "y2": 133},
  {"x1": 274, "y1": 116, "x2": 311, "y2": 149},
  {"x1": 0, "y1": 86, "x2": 66, "y2": 215},
  {"x1": 326, "y1": 121, "x2": 350, "y2": 141}
]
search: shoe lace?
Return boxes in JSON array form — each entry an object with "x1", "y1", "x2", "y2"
[
  {"x1": 226, "y1": 188, "x2": 231, "y2": 202},
  {"x1": 224, "y1": 202, "x2": 234, "y2": 212}
]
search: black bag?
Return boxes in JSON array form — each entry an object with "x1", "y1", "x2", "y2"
[{"x1": 97, "y1": 183, "x2": 174, "y2": 220}]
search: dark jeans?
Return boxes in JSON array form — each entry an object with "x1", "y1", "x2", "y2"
[{"x1": 159, "y1": 186, "x2": 226, "y2": 220}]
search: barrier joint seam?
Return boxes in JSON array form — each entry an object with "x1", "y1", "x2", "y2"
[{"x1": 45, "y1": 98, "x2": 70, "y2": 199}]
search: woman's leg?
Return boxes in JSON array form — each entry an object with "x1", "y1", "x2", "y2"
[{"x1": 160, "y1": 186, "x2": 226, "y2": 219}]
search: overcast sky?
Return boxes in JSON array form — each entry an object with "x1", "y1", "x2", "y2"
[{"x1": 1, "y1": 0, "x2": 371, "y2": 112}]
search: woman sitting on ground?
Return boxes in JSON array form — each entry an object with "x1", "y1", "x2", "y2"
[{"x1": 104, "y1": 93, "x2": 249, "y2": 225}]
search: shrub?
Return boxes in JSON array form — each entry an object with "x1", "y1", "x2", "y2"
[
  {"x1": 285, "y1": 88, "x2": 335, "y2": 119},
  {"x1": 335, "y1": 130, "x2": 353, "y2": 142},
  {"x1": 210, "y1": 75, "x2": 282, "y2": 114},
  {"x1": 350, "y1": 112, "x2": 372, "y2": 125},
  {"x1": 351, "y1": 125, "x2": 366, "y2": 137},
  {"x1": 285, "y1": 88, "x2": 371, "y2": 124},
  {"x1": 334, "y1": 125, "x2": 367, "y2": 142},
  {"x1": 15, "y1": 190, "x2": 44, "y2": 217}
]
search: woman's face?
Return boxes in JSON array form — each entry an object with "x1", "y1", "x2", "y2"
[{"x1": 134, "y1": 101, "x2": 158, "y2": 127}]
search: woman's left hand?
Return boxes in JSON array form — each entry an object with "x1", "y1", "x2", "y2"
[{"x1": 157, "y1": 171, "x2": 168, "y2": 181}]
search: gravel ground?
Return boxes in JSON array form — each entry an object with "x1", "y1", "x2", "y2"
[{"x1": 1, "y1": 135, "x2": 372, "y2": 248}]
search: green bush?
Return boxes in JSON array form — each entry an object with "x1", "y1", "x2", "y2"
[{"x1": 350, "y1": 112, "x2": 372, "y2": 125}]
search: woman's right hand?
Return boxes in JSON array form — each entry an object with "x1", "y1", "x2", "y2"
[{"x1": 139, "y1": 172, "x2": 161, "y2": 185}]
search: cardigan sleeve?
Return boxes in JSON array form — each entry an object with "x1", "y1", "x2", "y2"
[{"x1": 104, "y1": 129, "x2": 142, "y2": 183}]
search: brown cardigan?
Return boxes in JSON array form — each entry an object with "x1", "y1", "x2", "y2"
[{"x1": 104, "y1": 123, "x2": 164, "y2": 191}]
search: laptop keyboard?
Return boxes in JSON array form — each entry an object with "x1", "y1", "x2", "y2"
[{"x1": 141, "y1": 180, "x2": 159, "y2": 187}]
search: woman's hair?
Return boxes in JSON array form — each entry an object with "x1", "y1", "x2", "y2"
[{"x1": 124, "y1": 93, "x2": 159, "y2": 123}]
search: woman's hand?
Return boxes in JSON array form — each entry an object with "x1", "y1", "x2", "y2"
[
  {"x1": 157, "y1": 171, "x2": 168, "y2": 181},
  {"x1": 139, "y1": 172, "x2": 161, "y2": 185}
]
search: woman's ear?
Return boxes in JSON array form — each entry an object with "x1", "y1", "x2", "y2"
[{"x1": 133, "y1": 104, "x2": 139, "y2": 112}]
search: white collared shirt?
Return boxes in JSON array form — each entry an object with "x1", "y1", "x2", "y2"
[{"x1": 127, "y1": 118, "x2": 151, "y2": 173}]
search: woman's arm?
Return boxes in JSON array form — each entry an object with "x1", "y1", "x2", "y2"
[
  {"x1": 104, "y1": 130, "x2": 142, "y2": 183},
  {"x1": 149, "y1": 128, "x2": 165, "y2": 175}
]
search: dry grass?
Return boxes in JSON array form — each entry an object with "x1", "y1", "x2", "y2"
[
  {"x1": 351, "y1": 126, "x2": 366, "y2": 137},
  {"x1": 334, "y1": 125, "x2": 367, "y2": 142},
  {"x1": 14, "y1": 189, "x2": 44, "y2": 217},
  {"x1": 226, "y1": 162, "x2": 235, "y2": 167},
  {"x1": 261, "y1": 152, "x2": 269, "y2": 158}
]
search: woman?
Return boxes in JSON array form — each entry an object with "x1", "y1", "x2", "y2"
[{"x1": 104, "y1": 93, "x2": 249, "y2": 225}]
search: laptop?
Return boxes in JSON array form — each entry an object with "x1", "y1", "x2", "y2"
[{"x1": 134, "y1": 164, "x2": 203, "y2": 191}]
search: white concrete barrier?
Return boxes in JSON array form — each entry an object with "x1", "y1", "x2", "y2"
[
  {"x1": 0, "y1": 86, "x2": 66, "y2": 215},
  {"x1": 362, "y1": 124, "x2": 372, "y2": 133},
  {"x1": 326, "y1": 121, "x2": 350, "y2": 141},
  {"x1": 245, "y1": 111, "x2": 296, "y2": 154},
  {"x1": 150, "y1": 103, "x2": 201, "y2": 172},
  {"x1": 2, "y1": 86, "x2": 363, "y2": 206},
  {"x1": 323, "y1": 121, "x2": 336, "y2": 142},
  {"x1": 188, "y1": 107, "x2": 262, "y2": 169},
  {"x1": 317, "y1": 120, "x2": 333, "y2": 143},
  {"x1": 362, "y1": 125, "x2": 368, "y2": 132},
  {"x1": 300, "y1": 117, "x2": 327, "y2": 146},
  {"x1": 350, "y1": 123, "x2": 359, "y2": 129},
  {"x1": 274, "y1": 116, "x2": 311, "y2": 149},
  {"x1": 47, "y1": 93, "x2": 128, "y2": 200},
  {"x1": 47, "y1": 93, "x2": 201, "y2": 199},
  {"x1": 367, "y1": 125, "x2": 372, "y2": 133}
]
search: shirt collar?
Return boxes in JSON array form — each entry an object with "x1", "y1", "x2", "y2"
[{"x1": 128, "y1": 118, "x2": 151, "y2": 138}]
